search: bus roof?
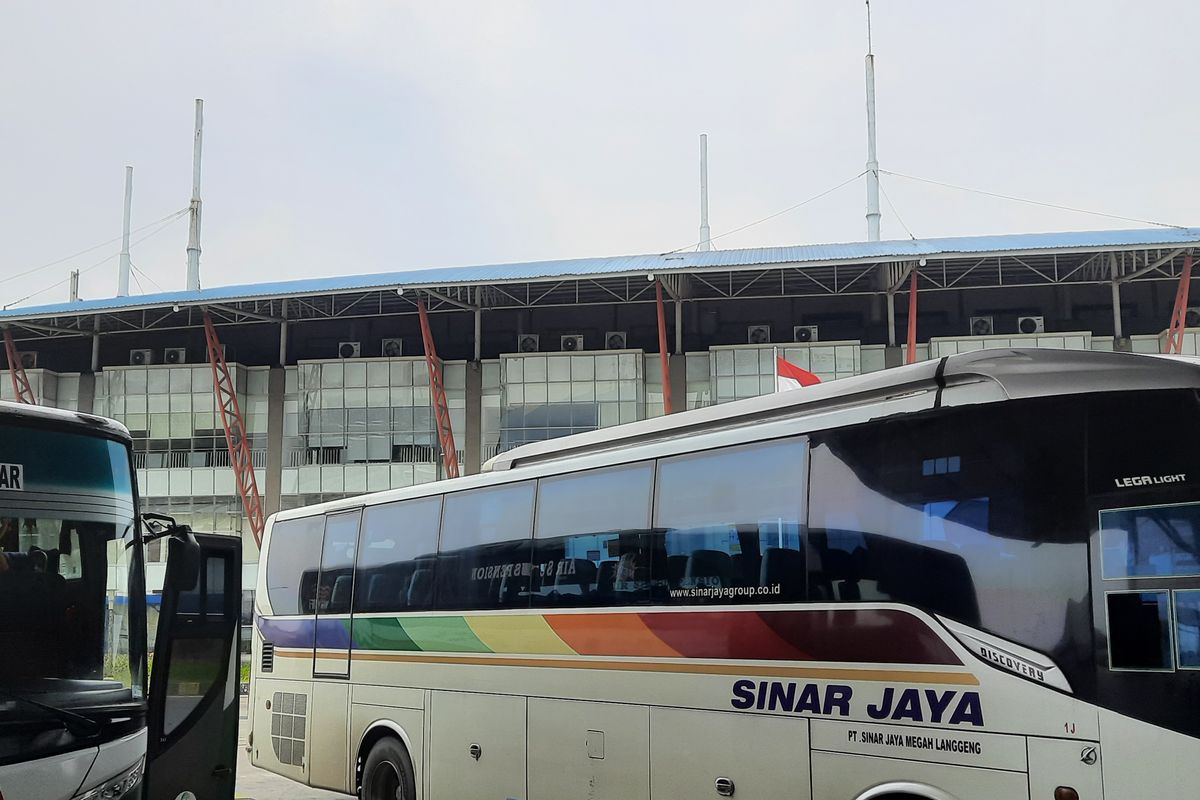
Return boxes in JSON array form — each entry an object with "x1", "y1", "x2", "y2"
[
  {"x1": 486, "y1": 348, "x2": 1200, "y2": 473},
  {"x1": 0, "y1": 399, "x2": 132, "y2": 443}
]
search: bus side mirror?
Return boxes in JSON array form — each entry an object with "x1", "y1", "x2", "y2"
[{"x1": 165, "y1": 530, "x2": 201, "y2": 592}]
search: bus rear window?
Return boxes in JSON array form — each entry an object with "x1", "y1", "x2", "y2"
[{"x1": 1100, "y1": 503, "x2": 1200, "y2": 579}]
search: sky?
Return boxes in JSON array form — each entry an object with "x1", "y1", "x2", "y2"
[{"x1": 1, "y1": 1, "x2": 1196, "y2": 308}]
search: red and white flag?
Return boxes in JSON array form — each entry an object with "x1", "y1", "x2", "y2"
[{"x1": 776, "y1": 355, "x2": 821, "y2": 391}]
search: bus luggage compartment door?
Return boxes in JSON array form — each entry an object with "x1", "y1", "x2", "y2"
[
  {"x1": 650, "y1": 708, "x2": 811, "y2": 800},
  {"x1": 427, "y1": 691, "x2": 526, "y2": 800},
  {"x1": 1027, "y1": 737, "x2": 1102, "y2": 800},
  {"x1": 527, "y1": 698, "x2": 649, "y2": 800}
]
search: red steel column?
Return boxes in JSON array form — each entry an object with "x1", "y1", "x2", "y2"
[
  {"x1": 203, "y1": 312, "x2": 266, "y2": 547},
  {"x1": 655, "y1": 280, "x2": 673, "y2": 415},
  {"x1": 417, "y1": 299, "x2": 460, "y2": 479},
  {"x1": 1165, "y1": 253, "x2": 1194, "y2": 354},
  {"x1": 2, "y1": 328, "x2": 34, "y2": 402},
  {"x1": 2, "y1": 329, "x2": 35, "y2": 404}
]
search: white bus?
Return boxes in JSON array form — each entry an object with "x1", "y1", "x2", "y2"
[
  {"x1": 0, "y1": 400, "x2": 241, "y2": 800},
  {"x1": 249, "y1": 348, "x2": 1200, "y2": 800}
]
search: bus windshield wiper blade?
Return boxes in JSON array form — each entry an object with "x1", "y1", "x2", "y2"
[{"x1": 0, "y1": 687, "x2": 103, "y2": 738}]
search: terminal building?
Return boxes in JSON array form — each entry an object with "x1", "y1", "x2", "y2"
[{"x1": 1, "y1": 226, "x2": 1198, "y2": 579}]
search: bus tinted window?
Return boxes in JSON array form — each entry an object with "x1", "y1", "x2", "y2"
[
  {"x1": 355, "y1": 497, "x2": 442, "y2": 612},
  {"x1": 436, "y1": 482, "x2": 535, "y2": 610},
  {"x1": 315, "y1": 511, "x2": 360, "y2": 615},
  {"x1": 1107, "y1": 590, "x2": 1174, "y2": 670},
  {"x1": 532, "y1": 462, "x2": 655, "y2": 607},
  {"x1": 1100, "y1": 502, "x2": 1200, "y2": 579},
  {"x1": 265, "y1": 516, "x2": 324, "y2": 615},
  {"x1": 808, "y1": 401, "x2": 1089, "y2": 671},
  {"x1": 653, "y1": 440, "x2": 807, "y2": 604}
]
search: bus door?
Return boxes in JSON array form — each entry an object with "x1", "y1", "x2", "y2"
[
  {"x1": 313, "y1": 509, "x2": 361, "y2": 679},
  {"x1": 144, "y1": 533, "x2": 242, "y2": 800}
]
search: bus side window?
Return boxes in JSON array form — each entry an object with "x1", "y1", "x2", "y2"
[
  {"x1": 435, "y1": 482, "x2": 535, "y2": 611},
  {"x1": 264, "y1": 516, "x2": 324, "y2": 615},
  {"x1": 653, "y1": 439, "x2": 807, "y2": 604},
  {"x1": 532, "y1": 462, "x2": 655, "y2": 607},
  {"x1": 354, "y1": 497, "x2": 442, "y2": 613}
]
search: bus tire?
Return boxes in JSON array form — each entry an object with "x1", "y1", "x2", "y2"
[{"x1": 361, "y1": 736, "x2": 416, "y2": 800}]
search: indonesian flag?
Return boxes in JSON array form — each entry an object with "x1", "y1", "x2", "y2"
[{"x1": 776, "y1": 355, "x2": 821, "y2": 391}]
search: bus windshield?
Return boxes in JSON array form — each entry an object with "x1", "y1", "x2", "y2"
[{"x1": 0, "y1": 420, "x2": 141, "y2": 717}]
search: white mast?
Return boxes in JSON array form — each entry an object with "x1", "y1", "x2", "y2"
[
  {"x1": 699, "y1": 133, "x2": 712, "y2": 251},
  {"x1": 186, "y1": 99, "x2": 204, "y2": 291},
  {"x1": 117, "y1": 166, "x2": 133, "y2": 296},
  {"x1": 864, "y1": 1, "x2": 882, "y2": 242},
  {"x1": 69, "y1": 269, "x2": 80, "y2": 302}
]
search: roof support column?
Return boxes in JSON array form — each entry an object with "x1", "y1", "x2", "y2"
[
  {"x1": 674, "y1": 295, "x2": 683, "y2": 355},
  {"x1": 1110, "y1": 253, "x2": 1126, "y2": 345},
  {"x1": 263, "y1": 366, "x2": 285, "y2": 527},
  {"x1": 464, "y1": 362, "x2": 482, "y2": 475},
  {"x1": 906, "y1": 267, "x2": 918, "y2": 365},
  {"x1": 90, "y1": 315, "x2": 101, "y2": 373},
  {"x1": 474, "y1": 305, "x2": 482, "y2": 362},
  {"x1": 278, "y1": 299, "x2": 290, "y2": 367},
  {"x1": 655, "y1": 280, "x2": 673, "y2": 415},
  {"x1": 886, "y1": 289, "x2": 896, "y2": 347}
]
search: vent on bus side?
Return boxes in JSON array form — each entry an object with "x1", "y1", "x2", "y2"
[
  {"x1": 271, "y1": 691, "x2": 307, "y2": 767},
  {"x1": 261, "y1": 642, "x2": 275, "y2": 673}
]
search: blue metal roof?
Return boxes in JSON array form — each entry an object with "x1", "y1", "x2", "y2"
[{"x1": 4, "y1": 226, "x2": 1198, "y2": 320}]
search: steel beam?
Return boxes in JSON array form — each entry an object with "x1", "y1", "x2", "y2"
[
  {"x1": 203, "y1": 311, "x2": 267, "y2": 547},
  {"x1": 655, "y1": 280, "x2": 673, "y2": 415},
  {"x1": 417, "y1": 299, "x2": 460, "y2": 479},
  {"x1": 3, "y1": 329, "x2": 35, "y2": 404}
]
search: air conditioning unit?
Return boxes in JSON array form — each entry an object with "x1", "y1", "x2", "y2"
[
  {"x1": 604, "y1": 331, "x2": 628, "y2": 350},
  {"x1": 1187, "y1": 307, "x2": 1200, "y2": 328},
  {"x1": 560, "y1": 334, "x2": 585, "y2": 352},
  {"x1": 517, "y1": 334, "x2": 540, "y2": 353},
  {"x1": 381, "y1": 338, "x2": 404, "y2": 358},
  {"x1": 17, "y1": 352, "x2": 37, "y2": 370},
  {"x1": 129, "y1": 348, "x2": 153, "y2": 366},
  {"x1": 1017, "y1": 316, "x2": 1045, "y2": 335},
  {"x1": 747, "y1": 325, "x2": 772, "y2": 345},
  {"x1": 338, "y1": 341, "x2": 361, "y2": 359},
  {"x1": 163, "y1": 347, "x2": 187, "y2": 365},
  {"x1": 968, "y1": 316, "x2": 994, "y2": 336},
  {"x1": 793, "y1": 325, "x2": 819, "y2": 343}
]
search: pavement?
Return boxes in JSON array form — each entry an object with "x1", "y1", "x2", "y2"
[{"x1": 236, "y1": 696, "x2": 345, "y2": 800}]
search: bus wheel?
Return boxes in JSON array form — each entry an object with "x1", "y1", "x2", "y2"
[{"x1": 362, "y1": 737, "x2": 416, "y2": 800}]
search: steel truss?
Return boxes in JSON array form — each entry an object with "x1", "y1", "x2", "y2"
[{"x1": 1, "y1": 246, "x2": 1196, "y2": 343}]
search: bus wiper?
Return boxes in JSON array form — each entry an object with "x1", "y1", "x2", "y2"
[{"x1": 0, "y1": 687, "x2": 103, "y2": 739}]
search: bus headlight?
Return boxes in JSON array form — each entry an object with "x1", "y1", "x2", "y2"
[{"x1": 72, "y1": 757, "x2": 144, "y2": 800}]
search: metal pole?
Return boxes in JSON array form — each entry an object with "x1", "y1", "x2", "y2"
[
  {"x1": 91, "y1": 316, "x2": 100, "y2": 372},
  {"x1": 473, "y1": 306, "x2": 482, "y2": 361},
  {"x1": 699, "y1": 134, "x2": 712, "y2": 251},
  {"x1": 906, "y1": 268, "x2": 918, "y2": 364},
  {"x1": 118, "y1": 166, "x2": 133, "y2": 296},
  {"x1": 674, "y1": 295, "x2": 683, "y2": 355},
  {"x1": 886, "y1": 290, "x2": 896, "y2": 347},
  {"x1": 864, "y1": 4, "x2": 881, "y2": 242},
  {"x1": 69, "y1": 270, "x2": 80, "y2": 302},
  {"x1": 186, "y1": 99, "x2": 204, "y2": 291},
  {"x1": 1110, "y1": 253, "x2": 1124, "y2": 341}
]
